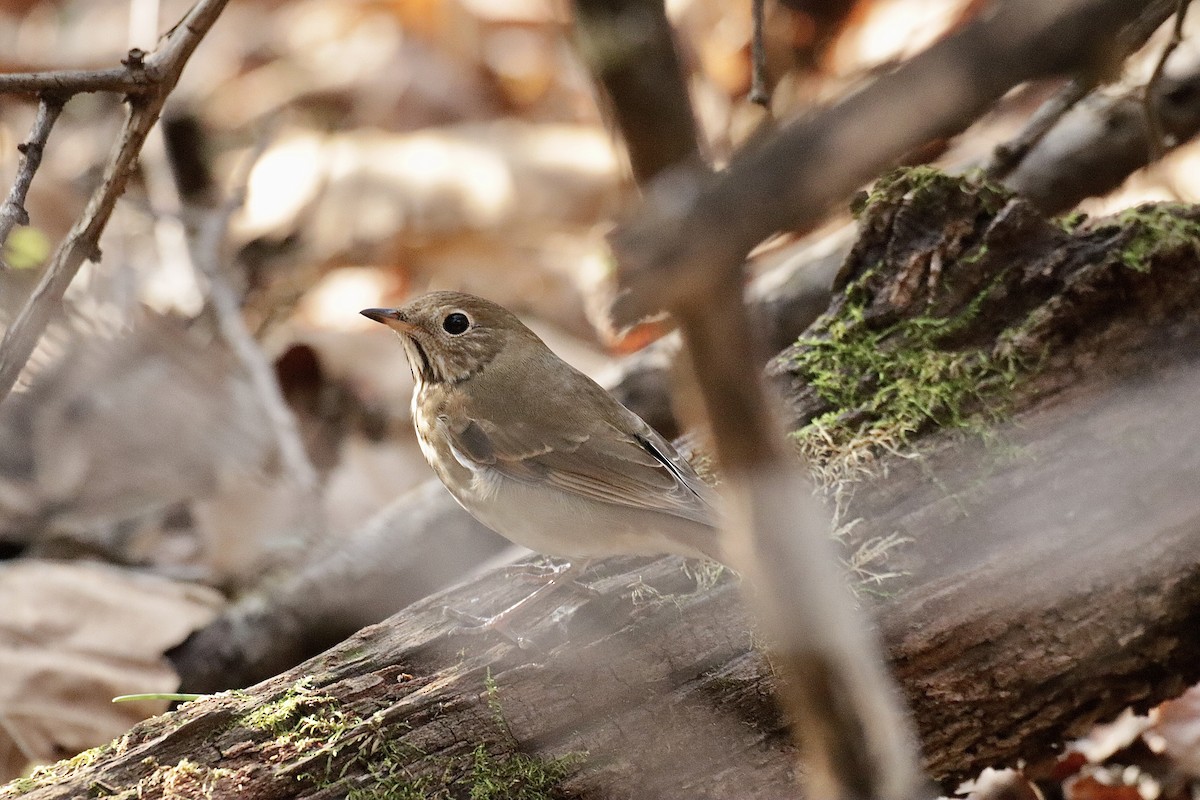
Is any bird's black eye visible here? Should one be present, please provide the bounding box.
[442,312,470,335]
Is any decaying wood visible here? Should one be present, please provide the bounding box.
[14,177,1200,800]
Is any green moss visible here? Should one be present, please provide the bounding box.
[3,677,585,799]
[0,742,112,797]
[339,741,581,800]
[484,670,507,733]
[788,272,1024,487]
[292,677,585,800]
[1056,209,1088,232]
[240,676,341,739]
[341,730,438,800]
[467,745,583,800]
[134,758,235,799]
[1115,203,1200,273]
[682,560,729,592]
[0,747,236,800]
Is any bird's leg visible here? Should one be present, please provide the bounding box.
[502,558,575,581]
[444,560,592,648]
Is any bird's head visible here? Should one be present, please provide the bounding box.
[361,291,538,386]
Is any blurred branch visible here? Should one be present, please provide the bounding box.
[750,0,770,107]
[191,128,326,541]
[1144,0,1192,161]
[132,93,325,553]
[1000,54,1200,214]
[0,94,64,255]
[572,0,703,182]
[987,1,1175,180]
[987,79,1095,180]
[0,0,231,402]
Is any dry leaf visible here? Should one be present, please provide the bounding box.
[0,560,222,781]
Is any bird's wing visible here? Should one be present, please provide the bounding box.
[437,409,717,528]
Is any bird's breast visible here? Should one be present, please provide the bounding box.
[412,393,495,501]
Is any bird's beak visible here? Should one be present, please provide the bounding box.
[361,308,419,335]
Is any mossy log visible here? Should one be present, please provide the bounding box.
[9,173,1200,800]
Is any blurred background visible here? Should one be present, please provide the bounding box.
[3,0,1200,784]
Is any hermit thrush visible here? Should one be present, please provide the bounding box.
[361,292,723,573]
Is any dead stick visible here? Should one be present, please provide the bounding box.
[674,286,923,800]
[750,0,770,107]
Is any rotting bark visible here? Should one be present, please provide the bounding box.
[13,176,1200,799]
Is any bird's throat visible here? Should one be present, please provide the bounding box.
[403,337,437,386]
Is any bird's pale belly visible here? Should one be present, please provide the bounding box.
[456,469,711,559]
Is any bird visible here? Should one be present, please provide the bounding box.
[361,291,723,631]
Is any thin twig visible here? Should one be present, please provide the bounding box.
[1144,0,1192,161]
[0,712,39,762]
[749,0,770,107]
[0,0,231,401]
[986,78,1093,180]
[0,94,65,256]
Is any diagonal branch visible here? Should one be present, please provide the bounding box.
[0,0,231,401]
[987,0,1175,180]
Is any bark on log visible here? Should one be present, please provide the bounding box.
[14,175,1200,800]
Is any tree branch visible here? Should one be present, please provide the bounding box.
[0,0,231,401]
[986,1,1175,180]
[0,95,64,256]
[1000,55,1200,214]
[0,67,155,97]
